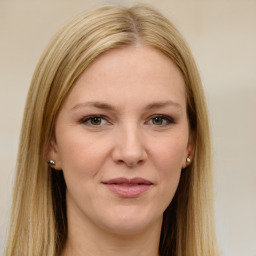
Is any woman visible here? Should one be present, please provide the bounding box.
[4,4,219,256]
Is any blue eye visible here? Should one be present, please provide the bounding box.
[148,115,174,126]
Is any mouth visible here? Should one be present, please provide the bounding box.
[102,177,153,198]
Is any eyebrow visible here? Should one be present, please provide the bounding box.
[144,101,182,110]
[71,102,116,111]
[71,100,182,111]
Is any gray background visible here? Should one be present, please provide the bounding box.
[0,1,256,255]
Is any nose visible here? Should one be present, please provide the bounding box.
[111,124,147,167]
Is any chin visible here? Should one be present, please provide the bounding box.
[98,208,162,235]
[102,221,151,235]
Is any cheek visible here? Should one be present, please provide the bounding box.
[56,133,112,208]
[56,130,110,177]
[149,134,188,194]
[151,134,188,171]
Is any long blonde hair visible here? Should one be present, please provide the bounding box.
[4,5,219,256]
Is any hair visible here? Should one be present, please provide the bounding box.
[4,4,219,256]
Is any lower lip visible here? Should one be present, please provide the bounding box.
[104,184,151,198]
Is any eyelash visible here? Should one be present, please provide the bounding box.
[79,114,175,127]
[147,115,175,126]
[79,115,110,126]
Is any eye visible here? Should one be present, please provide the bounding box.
[90,116,103,125]
[80,115,109,126]
[148,115,174,126]
[152,116,164,125]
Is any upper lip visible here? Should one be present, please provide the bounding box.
[102,177,153,185]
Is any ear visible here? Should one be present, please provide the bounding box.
[182,133,195,169]
[46,140,62,170]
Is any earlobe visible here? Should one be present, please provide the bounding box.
[182,134,195,169]
[46,140,62,170]
[187,141,195,160]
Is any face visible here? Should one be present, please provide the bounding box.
[49,46,193,235]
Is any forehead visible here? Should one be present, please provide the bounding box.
[64,45,186,110]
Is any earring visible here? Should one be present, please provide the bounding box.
[186,157,191,166]
[48,160,55,166]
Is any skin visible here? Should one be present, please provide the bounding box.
[49,45,193,256]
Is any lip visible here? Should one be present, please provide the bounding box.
[102,177,153,198]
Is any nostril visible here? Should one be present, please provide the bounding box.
[137,159,145,165]
[126,159,145,168]
[114,157,145,167]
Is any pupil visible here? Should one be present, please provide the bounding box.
[153,117,162,125]
[92,117,101,125]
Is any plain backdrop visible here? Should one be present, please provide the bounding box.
[0,1,255,255]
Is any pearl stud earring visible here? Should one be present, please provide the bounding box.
[48,160,55,166]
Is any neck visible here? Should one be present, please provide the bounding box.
[62,231,161,256]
